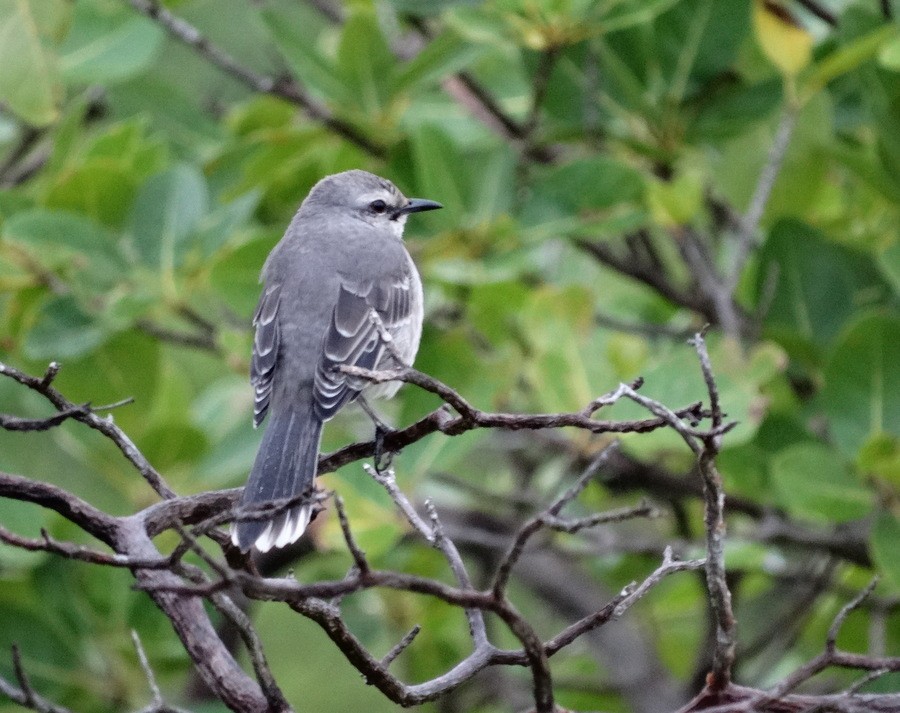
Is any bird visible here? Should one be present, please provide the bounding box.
[231,170,442,552]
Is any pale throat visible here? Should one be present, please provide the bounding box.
[390,214,408,239]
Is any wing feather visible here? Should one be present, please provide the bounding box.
[251,283,282,427]
[313,275,413,422]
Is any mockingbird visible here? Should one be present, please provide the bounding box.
[231,170,441,552]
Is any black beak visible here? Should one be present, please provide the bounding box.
[393,198,443,219]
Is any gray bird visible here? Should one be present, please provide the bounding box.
[231,170,442,552]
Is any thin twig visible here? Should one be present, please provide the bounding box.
[727,107,797,292]
[123,0,384,157]
[0,525,168,568]
[492,444,620,595]
[0,360,176,499]
[827,577,879,652]
[0,646,73,713]
[335,494,369,574]
[381,625,421,668]
[136,319,222,355]
[0,126,42,188]
[522,47,560,138]
[795,0,839,25]
[613,547,706,618]
[131,630,163,707]
[209,593,290,712]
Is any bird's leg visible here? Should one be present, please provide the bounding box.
[357,396,395,472]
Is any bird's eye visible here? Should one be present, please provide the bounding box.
[369,199,388,214]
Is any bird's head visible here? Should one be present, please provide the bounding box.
[304,170,442,238]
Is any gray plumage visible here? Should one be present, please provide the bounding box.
[232,170,441,552]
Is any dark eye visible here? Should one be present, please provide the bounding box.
[369,199,387,214]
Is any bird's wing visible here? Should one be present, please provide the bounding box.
[251,283,282,427]
[313,273,413,421]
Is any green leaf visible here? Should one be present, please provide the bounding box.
[770,444,872,523]
[821,312,900,458]
[259,3,353,106]
[872,512,900,591]
[4,208,117,255]
[528,157,645,218]
[857,433,900,488]
[608,337,785,452]
[879,32,900,71]
[3,208,126,287]
[0,0,59,125]
[59,7,164,85]
[802,24,898,98]
[194,191,260,258]
[878,241,900,295]
[46,160,138,227]
[756,220,892,358]
[601,0,686,34]
[646,172,703,226]
[23,296,109,360]
[336,9,396,115]
[84,117,168,179]
[138,423,209,472]
[209,236,272,316]
[717,443,768,501]
[129,164,209,269]
[687,78,781,141]
[393,31,482,93]
[52,330,160,436]
[410,124,469,225]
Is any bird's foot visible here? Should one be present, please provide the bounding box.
[373,423,395,473]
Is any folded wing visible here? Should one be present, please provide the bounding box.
[313,274,413,422]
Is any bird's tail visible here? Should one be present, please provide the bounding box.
[231,405,322,552]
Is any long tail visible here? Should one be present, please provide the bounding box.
[231,406,323,552]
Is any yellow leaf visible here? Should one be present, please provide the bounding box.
[752,0,813,77]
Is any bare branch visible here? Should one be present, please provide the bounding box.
[337,363,707,438]
[0,525,166,568]
[367,465,488,646]
[209,593,290,712]
[0,351,737,713]
[689,332,736,689]
[0,404,88,431]
[574,236,723,324]
[0,471,120,545]
[0,125,43,188]
[675,228,744,339]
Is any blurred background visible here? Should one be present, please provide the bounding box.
[0,0,898,711]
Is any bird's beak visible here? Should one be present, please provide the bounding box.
[393,198,443,219]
